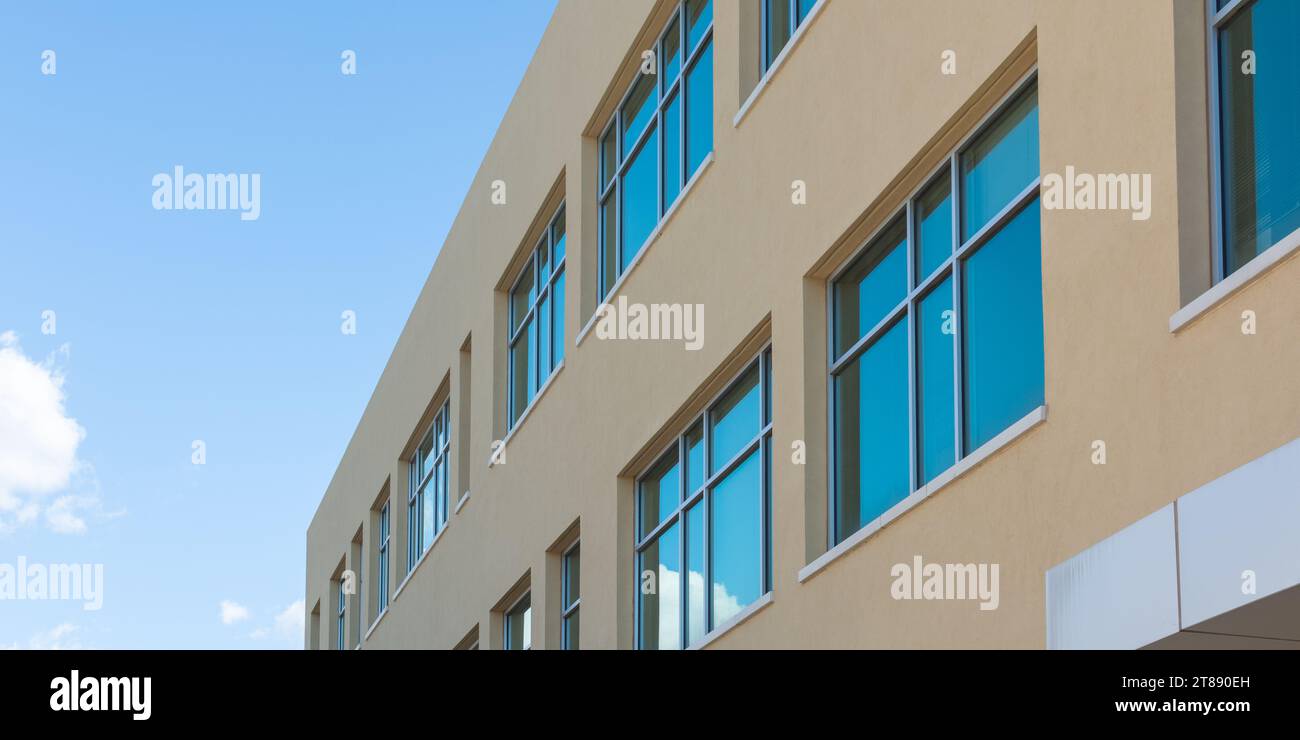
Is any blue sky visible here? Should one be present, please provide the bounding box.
[0,0,556,649]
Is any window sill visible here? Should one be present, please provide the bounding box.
[1169,226,1300,333]
[489,361,565,468]
[454,491,470,514]
[391,524,447,601]
[362,606,389,644]
[733,0,828,128]
[798,404,1048,584]
[689,591,774,650]
[575,152,716,349]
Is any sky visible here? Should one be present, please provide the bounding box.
[0,0,557,649]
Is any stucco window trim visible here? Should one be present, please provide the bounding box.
[734,0,828,128]
[391,523,447,602]
[577,152,716,348]
[1169,226,1300,333]
[689,591,774,649]
[488,360,566,468]
[454,490,470,514]
[799,404,1047,584]
[362,603,388,644]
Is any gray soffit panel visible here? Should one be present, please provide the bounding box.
[1045,505,1180,650]
[1178,437,1300,633]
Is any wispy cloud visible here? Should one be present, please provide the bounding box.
[219,600,250,625]
[1,623,82,650]
[274,600,304,640]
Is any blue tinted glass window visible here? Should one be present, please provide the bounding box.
[599,129,615,190]
[509,324,532,424]
[710,450,761,628]
[834,319,909,544]
[552,270,565,365]
[766,0,792,69]
[961,87,1039,241]
[685,422,703,493]
[685,501,705,645]
[552,208,565,265]
[638,522,680,650]
[709,363,760,473]
[686,40,713,177]
[963,199,1043,453]
[621,74,656,157]
[537,292,551,385]
[797,0,817,24]
[622,130,658,270]
[662,15,681,87]
[833,218,906,357]
[600,2,712,302]
[600,197,616,296]
[637,347,770,649]
[917,277,955,484]
[915,172,952,283]
[687,0,711,52]
[640,450,680,539]
[663,91,682,213]
[1218,0,1300,275]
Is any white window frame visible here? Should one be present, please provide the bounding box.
[597,0,714,302]
[408,399,450,570]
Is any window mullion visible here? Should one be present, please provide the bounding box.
[678,432,688,648]
[906,199,918,493]
[950,153,964,460]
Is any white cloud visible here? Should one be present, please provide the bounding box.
[0,332,90,534]
[0,623,83,650]
[219,600,250,625]
[249,628,270,640]
[274,600,304,639]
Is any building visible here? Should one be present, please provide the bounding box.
[304,0,1300,650]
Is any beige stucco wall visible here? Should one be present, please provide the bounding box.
[305,0,1300,649]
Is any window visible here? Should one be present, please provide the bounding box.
[598,0,713,301]
[504,593,532,650]
[1210,0,1300,280]
[376,500,390,615]
[408,400,450,570]
[762,0,818,72]
[829,78,1042,546]
[509,204,566,427]
[636,347,773,649]
[561,543,581,650]
[335,577,347,650]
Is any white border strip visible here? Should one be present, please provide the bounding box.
[689,591,775,649]
[733,0,828,128]
[362,605,388,643]
[1170,226,1300,333]
[576,152,716,348]
[391,523,446,601]
[488,361,565,467]
[799,404,1048,584]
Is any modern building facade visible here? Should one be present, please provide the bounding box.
[304,0,1300,650]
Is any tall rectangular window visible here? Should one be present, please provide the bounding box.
[509,204,566,427]
[335,578,347,651]
[636,347,772,649]
[763,0,818,72]
[598,0,713,301]
[408,400,450,570]
[504,592,532,650]
[830,78,1042,546]
[376,500,390,615]
[1211,0,1300,279]
[561,543,580,650]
